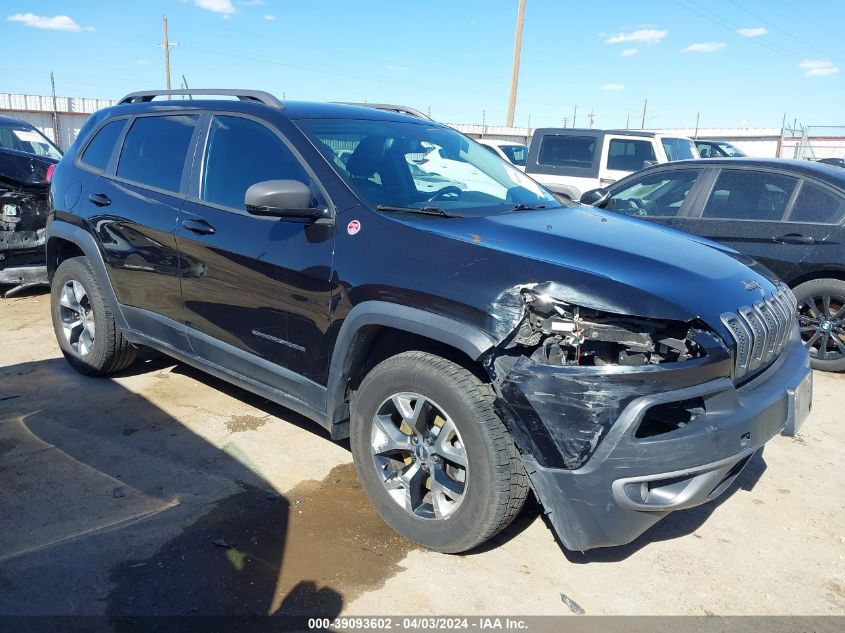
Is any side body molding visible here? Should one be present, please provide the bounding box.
[325,301,498,431]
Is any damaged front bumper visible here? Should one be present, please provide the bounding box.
[498,330,812,551]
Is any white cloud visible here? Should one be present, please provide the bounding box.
[799,59,840,77]
[387,64,412,72]
[621,48,638,57]
[7,13,87,32]
[194,0,235,15]
[136,59,150,65]
[737,26,766,37]
[600,83,624,90]
[238,0,264,5]
[604,29,667,45]
[263,14,276,21]
[682,42,726,53]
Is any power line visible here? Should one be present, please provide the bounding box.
[725,0,837,60]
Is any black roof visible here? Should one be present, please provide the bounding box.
[653,157,845,189]
[0,114,35,126]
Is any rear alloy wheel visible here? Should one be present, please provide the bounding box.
[51,257,137,376]
[350,351,528,553]
[793,278,845,372]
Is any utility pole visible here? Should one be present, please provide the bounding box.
[588,109,595,128]
[640,98,648,129]
[562,117,568,128]
[694,112,700,139]
[506,0,527,127]
[161,16,179,97]
[572,105,577,128]
[49,71,60,147]
[625,114,630,130]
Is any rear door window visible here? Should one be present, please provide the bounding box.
[201,115,310,211]
[789,181,845,224]
[606,139,656,171]
[117,115,199,193]
[702,169,799,220]
[537,136,596,168]
[80,120,126,171]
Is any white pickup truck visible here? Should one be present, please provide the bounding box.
[525,128,699,200]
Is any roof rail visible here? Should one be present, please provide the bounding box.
[118,89,283,109]
[338,102,432,120]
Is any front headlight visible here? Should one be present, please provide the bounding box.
[512,287,710,367]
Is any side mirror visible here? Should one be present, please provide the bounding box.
[642,160,658,169]
[580,188,610,208]
[245,180,330,222]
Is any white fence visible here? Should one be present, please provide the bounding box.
[0,93,116,150]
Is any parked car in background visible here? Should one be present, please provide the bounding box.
[818,157,845,168]
[0,114,62,296]
[581,158,845,371]
[525,128,698,200]
[47,89,810,554]
[696,139,747,158]
[476,139,528,170]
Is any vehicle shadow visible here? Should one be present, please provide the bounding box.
[0,356,344,619]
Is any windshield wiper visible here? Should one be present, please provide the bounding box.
[376,204,452,218]
[511,203,548,211]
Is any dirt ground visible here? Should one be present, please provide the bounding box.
[1,290,843,617]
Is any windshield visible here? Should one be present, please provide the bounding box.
[661,137,698,161]
[0,122,62,159]
[295,118,558,215]
[716,142,746,157]
[499,144,528,166]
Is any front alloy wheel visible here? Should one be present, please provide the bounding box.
[371,392,468,520]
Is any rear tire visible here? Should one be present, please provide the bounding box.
[51,256,137,376]
[350,351,528,553]
[793,278,845,372]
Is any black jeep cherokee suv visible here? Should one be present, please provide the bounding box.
[47,89,812,553]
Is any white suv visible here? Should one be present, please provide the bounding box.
[476,139,528,171]
[525,129,699,200]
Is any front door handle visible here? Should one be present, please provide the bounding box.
[181,218,216,235]
[88,193,111,207]
[775,233,815,245]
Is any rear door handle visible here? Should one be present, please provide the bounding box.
[88,193,111,207]
[181,218,216,235]
[775,234,815,245]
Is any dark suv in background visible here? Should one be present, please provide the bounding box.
[47,89,812,553]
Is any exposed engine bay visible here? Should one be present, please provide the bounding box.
[508,285,706,367]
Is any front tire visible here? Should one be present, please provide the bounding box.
[51,256,137,376]
[793,278,845,372]
[350,351,528,553]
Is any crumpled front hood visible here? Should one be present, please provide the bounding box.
[394,205,778,335]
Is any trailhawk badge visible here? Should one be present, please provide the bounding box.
[347,219,361,235]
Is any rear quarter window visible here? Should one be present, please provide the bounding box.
[80,120,126,171]
[789,182,845,224]
[116,115,199,193]
[537,136,596,168]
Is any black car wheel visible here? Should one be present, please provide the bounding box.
[793,278,845,372]
[350,351,529,553]
[51,257,137,376]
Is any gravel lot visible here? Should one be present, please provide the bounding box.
[1,290,843,617]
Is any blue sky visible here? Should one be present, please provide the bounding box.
[3,0,844,129]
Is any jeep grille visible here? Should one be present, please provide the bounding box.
[720,284,797,381]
